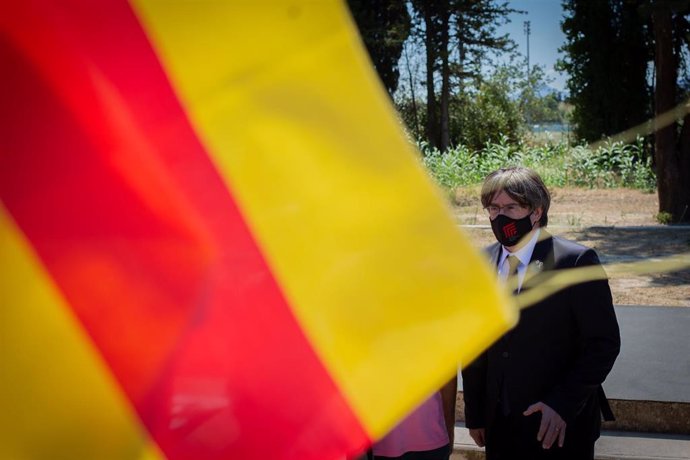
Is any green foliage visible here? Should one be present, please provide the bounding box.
[656,211,673,225]
[421,136,518,188]
[396,62,568,151]
[450,79,524,150]
[519,66,570,127]
[421,137,656,191]
[564,139,656,190]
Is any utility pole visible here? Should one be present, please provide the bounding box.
[523,20,531,78]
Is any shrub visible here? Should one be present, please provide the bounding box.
[656,211,673,225]
[420,137,656,192]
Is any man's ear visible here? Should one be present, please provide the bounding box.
[531,207,543,225]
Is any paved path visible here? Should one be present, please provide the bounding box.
[452,424,690,459]
[458,305,690,403]
[605,306,690,403]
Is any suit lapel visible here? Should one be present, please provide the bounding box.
[489,243,502,267]
[529,230,555,270]
[520,230,555,296]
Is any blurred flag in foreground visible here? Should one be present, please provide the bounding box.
[0,1,516,459]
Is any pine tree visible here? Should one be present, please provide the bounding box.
[346,0,411,96]
[411,0,516,150]
[558,0,652,142]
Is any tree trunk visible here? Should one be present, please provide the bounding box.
[456,39,466,141]
[439,5,450,152]
[652,7,689,222]
[403,46,420,136]
[423,5,440,149]
[677,112,690,222]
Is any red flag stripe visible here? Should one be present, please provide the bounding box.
[0,1,368,459]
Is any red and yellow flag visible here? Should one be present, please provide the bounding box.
[0,1,515,459]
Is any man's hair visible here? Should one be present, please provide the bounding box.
[481,166,551,227]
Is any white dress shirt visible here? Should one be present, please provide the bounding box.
[498,229,541,292]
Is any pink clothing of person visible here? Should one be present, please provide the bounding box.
[372,392,449,458]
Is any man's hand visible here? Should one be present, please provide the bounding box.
[468,428,485,447]
[523,402,566,449]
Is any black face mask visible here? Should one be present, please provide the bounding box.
[490,213,535,247]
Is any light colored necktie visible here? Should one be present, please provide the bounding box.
[506,255,521,292]
[507,255,520,276]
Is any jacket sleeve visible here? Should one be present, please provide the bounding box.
[542,248,621,423]
[461,243,499,428]
[461,350,488,428]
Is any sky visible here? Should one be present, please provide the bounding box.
[499,0,568,93]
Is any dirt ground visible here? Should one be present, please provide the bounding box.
[452,188,690,307]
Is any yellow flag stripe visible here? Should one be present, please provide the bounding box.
[516,253,690,311]
[132,0,515,437]
[0,206,165,460]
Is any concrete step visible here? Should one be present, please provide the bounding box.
[452,424,690,460]
[604,399,690,434]
[455,393,690,435]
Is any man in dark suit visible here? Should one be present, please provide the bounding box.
[462,167,620,459]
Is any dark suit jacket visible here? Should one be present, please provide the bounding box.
[462,231,621,446]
